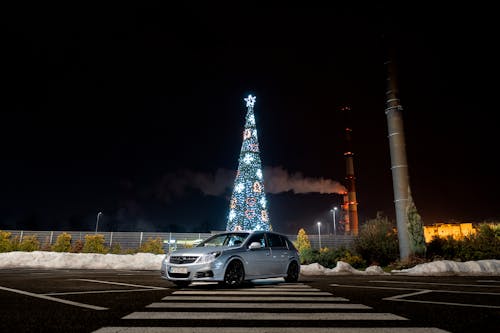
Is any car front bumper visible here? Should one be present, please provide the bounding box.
[160,259,227,282]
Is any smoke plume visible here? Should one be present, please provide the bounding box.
[157,166,346,202]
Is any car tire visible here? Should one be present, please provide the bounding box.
[222,260,245,287]
[284,261,299,282]
[173,281,190,288]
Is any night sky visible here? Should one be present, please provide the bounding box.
[1,4,497,234]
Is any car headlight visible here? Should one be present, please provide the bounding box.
[196,251,221,264]
[163,253,171,263]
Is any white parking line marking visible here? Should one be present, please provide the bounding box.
[162,296,349,301]
[173,290,332,295]
[44,288,167,296]
[147,302,371,309]
[385,290,433,300]
[383,297,500,309]
[123,311,408,320]
[0,285,108,310]
[185,288,321,292]
[370,280,500,288]
[70,279,166,290]
[93,327,450,333]
[331,284,500,296]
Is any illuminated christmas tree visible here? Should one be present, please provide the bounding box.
[226,94,272,231]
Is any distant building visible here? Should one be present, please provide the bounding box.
[423,223,476,243]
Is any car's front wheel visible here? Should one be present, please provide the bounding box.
[284,261,299,282]
[222,260,245,287]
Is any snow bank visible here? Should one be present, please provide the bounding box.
[391,259,500,276]
[0,252,498,276]
[0,251,165,270]
[300,261,389,276]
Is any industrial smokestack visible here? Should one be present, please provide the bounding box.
[341,106,359,236]
[384,53,412,260]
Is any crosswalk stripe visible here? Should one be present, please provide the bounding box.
[94,327,450,333]
[122,311,408,320]
[161,296,349,301]
[173,290,332,295]
[146,302,371,309]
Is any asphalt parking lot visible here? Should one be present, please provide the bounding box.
[0,269,498,332]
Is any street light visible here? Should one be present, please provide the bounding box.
[95,212,102,234]
[317,221,322,250]
[330,207,338,236]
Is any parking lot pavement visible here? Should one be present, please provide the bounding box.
[0,270,498,333]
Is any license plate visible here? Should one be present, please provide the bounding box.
[170,266,188,274]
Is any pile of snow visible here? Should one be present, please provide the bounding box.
[0,252,498,276]
[391,259,500,276]
[300,261,389,275]
[0,251,165,270]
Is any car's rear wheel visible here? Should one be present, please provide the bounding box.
[222,260,245,287]
[284,261,299,282]
[173,281,190,288]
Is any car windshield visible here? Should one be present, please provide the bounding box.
[196,233,249,247]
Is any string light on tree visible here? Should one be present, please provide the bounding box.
[226,94,272,231]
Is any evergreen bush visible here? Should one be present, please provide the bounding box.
[52,233,72,252]
[82,234,108,254]
[139,237,165,254]
[353,212,399,266]
[0,231,14,252]
[17,235,41,252]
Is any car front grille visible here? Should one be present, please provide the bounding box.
[169,256,198,264]
[169,272,190,278]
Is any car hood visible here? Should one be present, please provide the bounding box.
[169,245,239,256]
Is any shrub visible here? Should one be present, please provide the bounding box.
[295,228,311,253]
[339,252,367,269]
[353,212,399,266]
[299,248,317,265]
[139,237,165,254]
[71,239,84,253]
[110,243,122,254]
[52,233,72,252]
[17,235,41,252]
[82,234,108,254]
[0,231,14,252]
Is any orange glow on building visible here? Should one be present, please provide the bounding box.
[423,223,476,243]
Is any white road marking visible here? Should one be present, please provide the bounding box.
[44,288,167,296]
[146,302,371,309]
[384,290,433,300]
[331,283,500,295]
[184,288,321,292]
[94,327,450,333]
[383,296,500,309]
[173,290,332,295]
[123,311,408,320]
[0,285,108,310]
[162,296,349,301]
[370,280,500,288]
[70,279,166,290]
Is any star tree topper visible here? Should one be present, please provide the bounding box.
[244,94,256,107]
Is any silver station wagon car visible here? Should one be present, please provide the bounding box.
[161,230,300,287]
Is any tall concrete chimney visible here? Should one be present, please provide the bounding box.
[385,55,411,260]
[341,106,359,236]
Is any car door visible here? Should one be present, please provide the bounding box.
[265,232,288,274]
[244,232,272,277]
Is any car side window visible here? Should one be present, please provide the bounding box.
[266,233,286,249]
[247,234,266,248]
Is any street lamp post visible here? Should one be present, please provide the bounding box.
[317,221,322,250]
[95,212,102,234]
[330,207,338,236]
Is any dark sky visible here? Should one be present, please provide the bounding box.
[1,4,497,234]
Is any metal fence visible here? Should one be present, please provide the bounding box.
[3,230,356,251]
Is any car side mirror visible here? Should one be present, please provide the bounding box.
[249,242,262,250]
